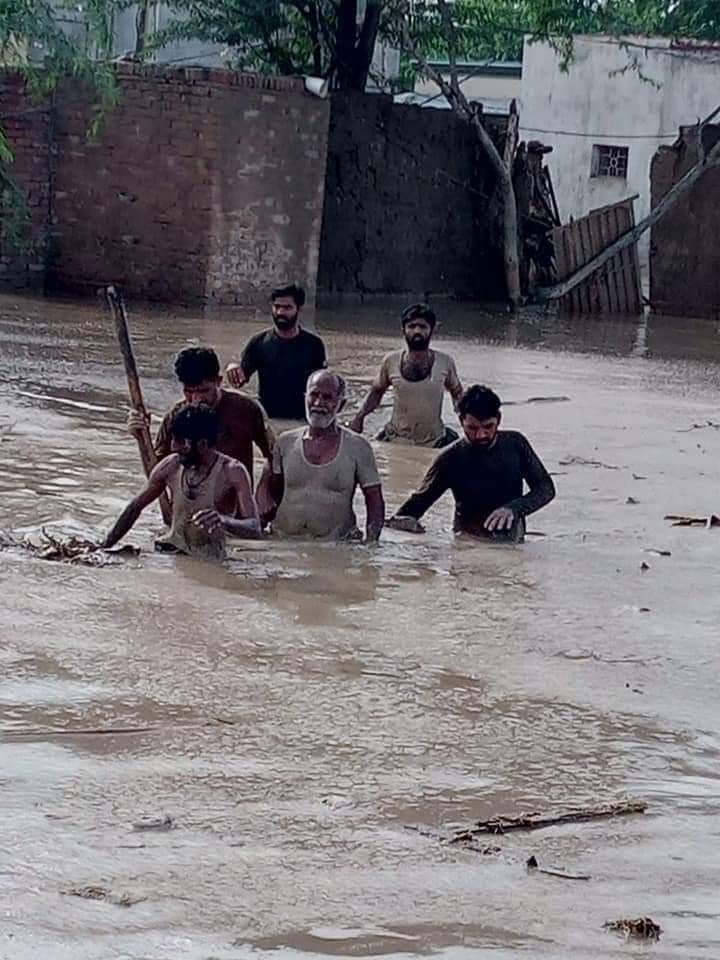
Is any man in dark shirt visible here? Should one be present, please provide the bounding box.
[388,385,555,541]
[128,347,273,485]
[226,283,327,420]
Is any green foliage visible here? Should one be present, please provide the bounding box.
[0,0,118,253]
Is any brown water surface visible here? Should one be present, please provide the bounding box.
[1,295,719,959]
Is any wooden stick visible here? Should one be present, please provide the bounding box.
[105,286,171,526]
[449,800,647,840]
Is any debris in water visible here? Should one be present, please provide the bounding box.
[604,917,661,940]
[645,549,671,557]
[526,855,590,880]
[677,420,720,432]
[0,528,140,566]
[559,456,619,470]
[449,800,647,839]
[665,514,720,529]
[505,396,571,405]
[62,885,144,907]
[132,814,174,832]
[626,496,639,505]
[640,561,650,571]
[632,473,647,480]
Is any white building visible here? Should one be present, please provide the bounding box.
[520,35,720,262]
[409,59,522,114]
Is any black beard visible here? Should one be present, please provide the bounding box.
[274,316,297,331]
[179,448,201,467]
[406,335,430,350]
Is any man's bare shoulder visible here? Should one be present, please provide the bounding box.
[153,452,181,477]
[219,452,252,482]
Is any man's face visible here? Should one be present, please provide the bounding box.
[306,376,343,429]
[403,318,433,351]
[172,435,208,467]
[182,378,221,408]
[462,413,500,447]
[271,296,300,331]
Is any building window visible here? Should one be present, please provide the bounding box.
[591,144,629,179]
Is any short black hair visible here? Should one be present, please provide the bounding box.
[401,302,436,329]
[458,385,501,421]
[174,347,220,387]
[271,283,306,307]
[170,403,219,447]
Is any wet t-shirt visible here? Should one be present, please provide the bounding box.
[376,349,461,445]
[272,426,381,539]
[396,431,555,536]
[240,328,327,420]
[154,389,272,483]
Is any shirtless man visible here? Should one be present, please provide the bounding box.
[261,370,384,542]
[350,303,463,447]
[105,404,261,559]
[128,346,273,485]
[388,385,555,542]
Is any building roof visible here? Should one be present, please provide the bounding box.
[414,59,522,77]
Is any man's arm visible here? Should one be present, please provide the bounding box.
[226,336,258,388]
[390,453,451,529]
[192,462,262,539]
[102,458,173,548]
[255,441,284,523]
[445,359,464,411]
[363,485,385,542]
[506,436,556,517]
[349,359,390,434]
[251,401,275,462]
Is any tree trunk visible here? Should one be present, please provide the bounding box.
[334,0,382,91]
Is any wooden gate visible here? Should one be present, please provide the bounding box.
[552,197,642,315]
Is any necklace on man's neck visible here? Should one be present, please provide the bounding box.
[182,453,218,500]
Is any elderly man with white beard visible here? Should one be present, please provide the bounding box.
[260,369,385,542]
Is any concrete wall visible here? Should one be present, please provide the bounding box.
[48,64,329,305]
[520,36,720,264]
[318,91,505,300]
[650,124,720,318]
[0,76,51,291]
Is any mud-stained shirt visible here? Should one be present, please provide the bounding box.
[272,426,381,540]
[154,389,272,484]
[396,431,555,535]
[375,350,461,445]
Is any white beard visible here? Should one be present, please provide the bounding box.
[306,407,336,430]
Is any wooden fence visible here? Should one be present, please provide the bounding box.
[552,197,642,315]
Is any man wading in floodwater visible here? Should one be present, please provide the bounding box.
[350,303,463,447]
[104,405,261,559]
[260,370,385,542]
[128,346,273,486]
[225,283,327,421]
[388,385,555,542]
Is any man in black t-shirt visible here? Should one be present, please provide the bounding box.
[388,385,555,541]
[226,283,327,420]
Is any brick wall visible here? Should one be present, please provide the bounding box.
[318,92,505,300]
[650,124,720,318]
[48,64,330,305]
[0,75,51,291]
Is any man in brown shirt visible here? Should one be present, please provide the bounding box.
[128,347,273,485]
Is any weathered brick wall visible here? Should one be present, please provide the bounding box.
[49,64,330,305]
[650,124,720,318]
[0,75,51,291]
[318,92,505,300]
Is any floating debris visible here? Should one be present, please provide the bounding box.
[132,814,174,832]
[0,528,140,566]
[62,885,144,907]
[449,800,647,840]
[526,855,590,880]
[604,917,661,940]
[665,514,720,529]
[559,456,619,470]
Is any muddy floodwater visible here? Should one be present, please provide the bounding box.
[1,294,720,960]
